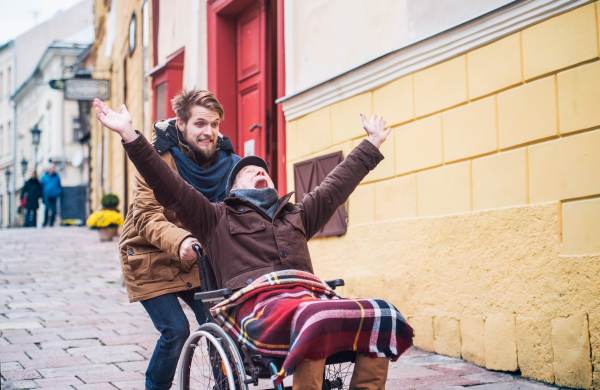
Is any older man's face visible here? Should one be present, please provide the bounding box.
[232,165,274,191]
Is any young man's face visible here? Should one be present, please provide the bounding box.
[177,105,221,159]
[231,165,274,191]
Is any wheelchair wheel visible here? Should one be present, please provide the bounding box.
[323,362,354,390]
[177,322,248,390]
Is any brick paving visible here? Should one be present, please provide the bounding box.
[0,227,560,390]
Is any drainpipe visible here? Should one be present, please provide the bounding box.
[9,40,16,227]
[57,48,67,173]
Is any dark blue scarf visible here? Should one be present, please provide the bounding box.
[170,146,241,202]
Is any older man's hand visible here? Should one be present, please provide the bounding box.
[360,113,392,149]
[179,237,202,261]
[93,98,138,143]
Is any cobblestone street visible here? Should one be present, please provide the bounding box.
[1,227,561,390]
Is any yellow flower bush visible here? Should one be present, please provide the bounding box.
[86,210,124,229]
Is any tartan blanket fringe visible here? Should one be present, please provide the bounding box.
[210,270,414,386]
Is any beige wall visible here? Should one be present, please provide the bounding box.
[91,0,150,213]
[157,0,208,89]
[285,0,513,94]
[287,2,600,388]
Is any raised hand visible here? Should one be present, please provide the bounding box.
[360,113,392,149]
[93,98,137,142]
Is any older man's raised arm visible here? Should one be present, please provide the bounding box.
[299,114,390,239]
[93,99,222,245]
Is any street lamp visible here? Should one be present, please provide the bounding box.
[31,124,41,171]
[5,168,11,227]
[31,124,41,146]
[21,158,28,177]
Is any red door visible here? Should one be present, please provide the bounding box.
[236,2,271,168]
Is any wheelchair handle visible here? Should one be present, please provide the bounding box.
[192,244,209,292]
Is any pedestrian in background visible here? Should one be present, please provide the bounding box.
[20,171,43,227]
[40,164,62,227]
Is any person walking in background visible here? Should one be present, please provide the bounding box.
[21,171,43,228]
[40,164,62,227]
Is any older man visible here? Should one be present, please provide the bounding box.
[113,89,240,390]
[94,98,413,390]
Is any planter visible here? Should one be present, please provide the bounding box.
[98,227,118,242]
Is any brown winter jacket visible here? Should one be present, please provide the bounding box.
[123,133,383,291]
[119,150,199,303]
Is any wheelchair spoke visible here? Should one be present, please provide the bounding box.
[323,362,354,390]
[179,325,248,390]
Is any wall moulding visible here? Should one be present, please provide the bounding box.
[277,0,593,121]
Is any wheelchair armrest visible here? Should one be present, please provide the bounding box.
[194,288,232,302]
[325,279,344,290]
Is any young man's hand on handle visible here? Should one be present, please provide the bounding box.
[179,237,202,261]
[361,113,392,149]
[93,98,138,143]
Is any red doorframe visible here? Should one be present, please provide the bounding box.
[148,47,184,123]
[276,0,286,194]
[207,0,286,193]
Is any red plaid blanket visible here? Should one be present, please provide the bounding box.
[210,270,413,386]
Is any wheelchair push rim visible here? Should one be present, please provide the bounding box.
[177,323,247,390]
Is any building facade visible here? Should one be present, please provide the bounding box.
[91,0,600,387]
[12,39,94,226]
[0,0,94,227]
[0,43,15,228]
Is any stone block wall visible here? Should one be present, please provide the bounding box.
[286,3,600,388]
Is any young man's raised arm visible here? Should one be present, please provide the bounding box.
[299,114,391,239]
[93,99,221,245]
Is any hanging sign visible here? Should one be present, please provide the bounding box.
[64,79,111,101]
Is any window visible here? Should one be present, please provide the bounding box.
[7,67,10,95]
[293,151,347,238]
[72,118,82,142]
[0,71,3,100]
[149,47,184,123]
[129,12,137,57]
[154,82,166,121]
[0,125,3,157]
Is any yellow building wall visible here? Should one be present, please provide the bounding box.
[286,3,600,388]
[90,0,152,214]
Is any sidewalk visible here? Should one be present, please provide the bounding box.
[0,227,561,390]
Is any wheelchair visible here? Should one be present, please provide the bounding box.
[176,245,356,390]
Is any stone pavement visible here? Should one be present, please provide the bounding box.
[0,227,562,390]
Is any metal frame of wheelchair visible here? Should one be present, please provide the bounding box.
[176,245,356,390]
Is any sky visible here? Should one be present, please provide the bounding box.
[0,0,85,46]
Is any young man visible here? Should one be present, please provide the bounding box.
[95,97,413,390]
[117,88,240,390]
[40,164,62,227]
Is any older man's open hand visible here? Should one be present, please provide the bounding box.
[94,98,138,143]
[360,113,392,149]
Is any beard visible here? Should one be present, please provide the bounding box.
[182,126,218,160]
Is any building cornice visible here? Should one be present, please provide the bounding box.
[277,0,593,121]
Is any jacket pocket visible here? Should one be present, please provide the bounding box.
[227,210,266,235]
[281,209,306,236]
[127,247,175,286]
